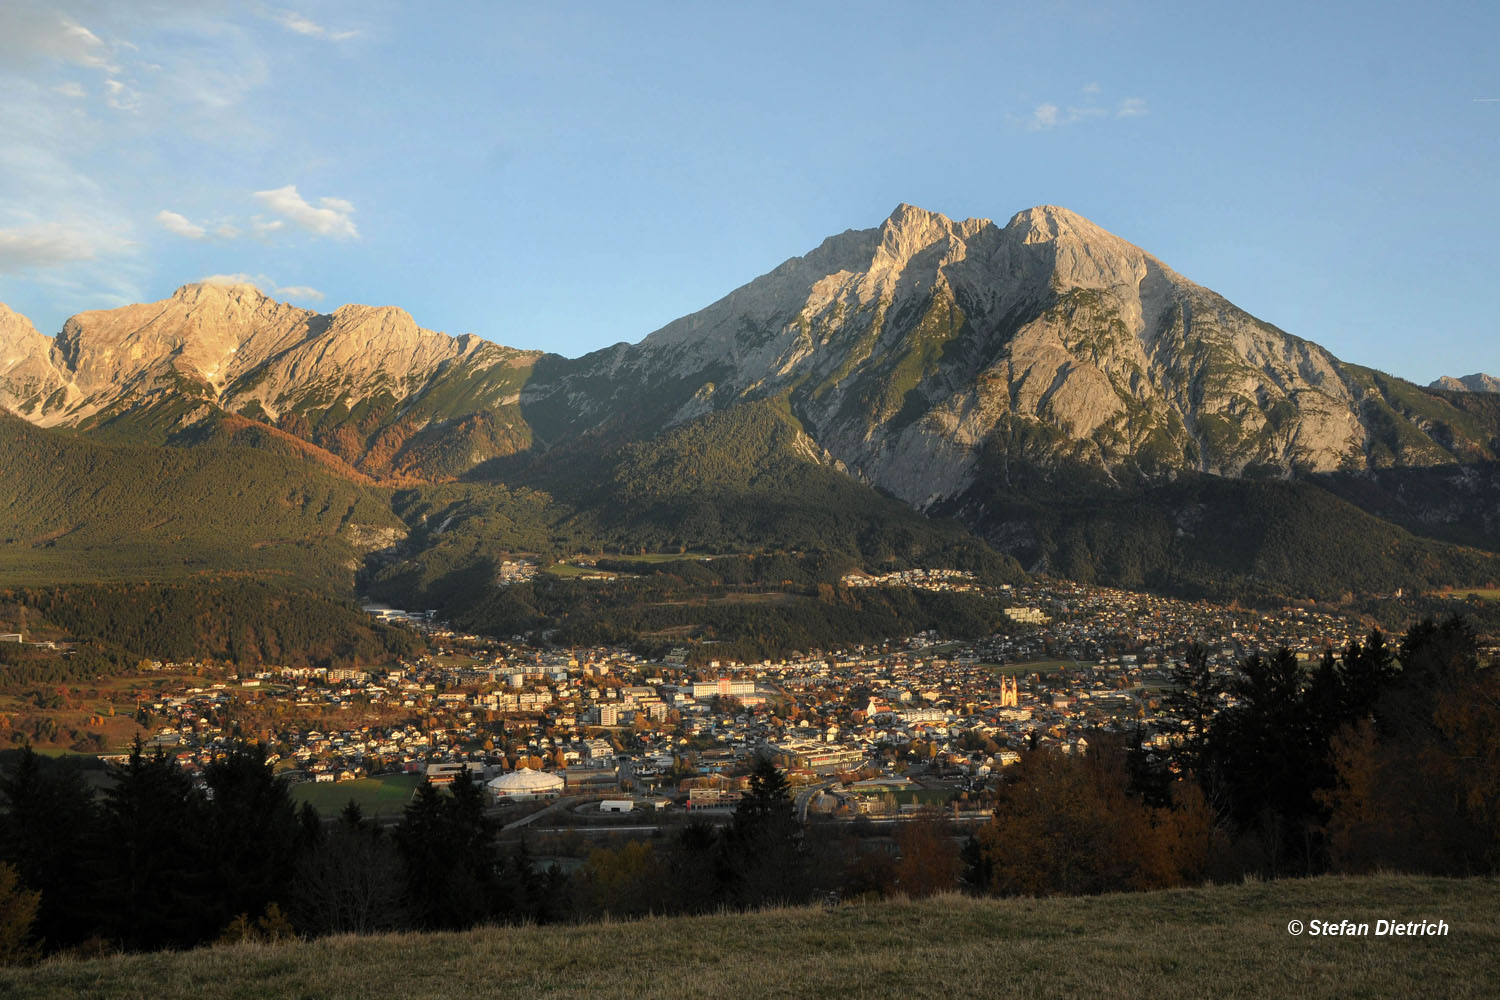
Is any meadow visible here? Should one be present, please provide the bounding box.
[4,875,1495,999]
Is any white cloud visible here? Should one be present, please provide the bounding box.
[1029,102,1104,130]
[1031,103,1060,129]
[53,80,86,98]
[201,272,263,287]
[156,209,207,239]
[159,211,246,241]
[0,9,118,72]
[253,184,358,239]
[277,11,325,36]
[252,218,285,237]
[103,77,141,111]
[273,10,358,42]
[274,284,324,302]
[0,223,102,271]
[1026,87,1147,129]
[200,272,324,303]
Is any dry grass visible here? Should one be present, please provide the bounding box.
[4,875,1498,999]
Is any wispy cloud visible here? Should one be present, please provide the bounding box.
[253,185,358,239]
[201,272,262,286]
[1029,102,1106,130]
[272,10,358,42]
[0,8,118,72]
[1026,85,1149,130]
[104,77,141,111]
[156,209,207,239]
[200,272,325,303]
[274,284,324,302]
[0,222,108,272]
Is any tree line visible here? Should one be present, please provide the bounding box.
[0,749,848,960]
[967,614,1500,893]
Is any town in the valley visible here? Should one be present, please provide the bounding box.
[13,572,1386,840]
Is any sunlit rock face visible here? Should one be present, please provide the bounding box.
[521,203,1430,508]
[0,282,540,478]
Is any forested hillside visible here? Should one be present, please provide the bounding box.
[0,583,421,670]
[963,474,1500,599]
[0,415,401,589]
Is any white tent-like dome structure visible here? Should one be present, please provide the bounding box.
[487,767,565,800]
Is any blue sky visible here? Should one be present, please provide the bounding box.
[0,1,1495,382]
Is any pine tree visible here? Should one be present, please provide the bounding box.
[721,756,808,907]
[0,747,98,950]
[201,743,303,935]
[392,771,497,929]
[96,739,210,950]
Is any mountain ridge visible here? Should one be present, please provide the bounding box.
[3,204,1491,493]
[3,204,1499,604]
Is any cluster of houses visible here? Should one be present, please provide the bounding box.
[839,568,979,592]
[114,577,1367,813]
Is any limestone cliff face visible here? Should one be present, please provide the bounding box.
[523,204,1438,509]
[0,282,540,477]
[0,302,70,418]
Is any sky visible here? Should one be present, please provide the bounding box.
[0,1,1495,382]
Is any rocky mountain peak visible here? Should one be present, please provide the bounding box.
[0,302,69,419]
[1006,204,1100,242]
[0,302,43,354]
[172,280,270,303]
[877,203,991,261]
[1430,373,1500,393]
[327,302,421,337]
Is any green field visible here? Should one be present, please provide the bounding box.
[613,551,717,563]
[542,563,621,579]
[4,875,1496,999]
[1444,588,1500,601]
[982,658,1075,675]
[288,773,423,817]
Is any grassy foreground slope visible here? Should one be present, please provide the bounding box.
[6,876,1498,1000]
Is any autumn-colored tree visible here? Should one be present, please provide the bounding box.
[894,810,961,897]
[1321,617,1500,875]
[574,841,672,918]
[974,737,1213,896]
[0,862,40,966]
[841,840,899,900]
[1319,720,1409,873]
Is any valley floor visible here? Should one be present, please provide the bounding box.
[4,875,1497,999]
